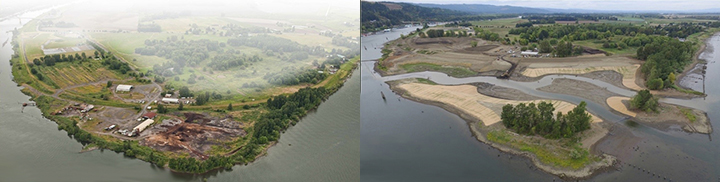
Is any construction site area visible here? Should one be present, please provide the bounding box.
[378,32,626,81]
[55,103,247,158]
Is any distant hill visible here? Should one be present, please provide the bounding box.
[361,1,468,32]
[415,3,553,14]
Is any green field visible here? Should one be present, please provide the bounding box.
[487,129,599,170]
[44,38,85,49]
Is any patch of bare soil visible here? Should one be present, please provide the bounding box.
[141,113,246,159]
[633,103,712,134]
[473,82,540,101]
[459,44,499,53]
[537,78,620,107]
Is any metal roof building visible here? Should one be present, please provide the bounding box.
[142,112,157,119]
[161,98,179,104]
[116,84,133,92]
[134,119,154,133]
[521,51,539,56]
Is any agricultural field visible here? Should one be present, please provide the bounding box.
[37,61,124,89]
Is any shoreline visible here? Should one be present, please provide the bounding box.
[676,31,717,91]
[387,80,616,179]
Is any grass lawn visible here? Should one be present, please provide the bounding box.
[487,129,598,170]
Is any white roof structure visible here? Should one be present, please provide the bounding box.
[116,84,133,92]
[521,51,539,56]
[161,98,179,103]
[134,119,154,133]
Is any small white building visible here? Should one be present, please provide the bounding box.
[521,51,539,57]
[116,84,133,92]
[133,119,154,133]
[161,98,179,104]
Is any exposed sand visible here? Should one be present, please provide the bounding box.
[396,83,603,126]
[606,97,636,117]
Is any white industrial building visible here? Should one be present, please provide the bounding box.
[116,84,133,92]
[521,51,539,57]
[161,98,179,104]
[133,119,154,133]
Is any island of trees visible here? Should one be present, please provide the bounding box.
[501,101,592,139]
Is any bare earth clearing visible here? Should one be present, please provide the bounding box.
[380,37,516,76]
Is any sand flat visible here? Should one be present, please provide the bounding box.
[606,96,636,117]
[398,83,602,126]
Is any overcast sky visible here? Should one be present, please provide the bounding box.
[376,0,720,11]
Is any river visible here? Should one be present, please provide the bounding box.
[0,8,359,182]
[361,26,720,181]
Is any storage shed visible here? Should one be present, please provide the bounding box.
[133,119,154,133]
[116,84,133,92]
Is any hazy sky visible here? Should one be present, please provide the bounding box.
[376,0,720,11]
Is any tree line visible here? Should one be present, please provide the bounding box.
[264,68,327,86]
[636,36,694,90]
[501,101,592,139]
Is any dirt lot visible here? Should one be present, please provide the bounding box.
[538,78,621,107]
[474,82,540,101]
[140,113,246,159]
[113,84,161,103]
[90,106,139,129]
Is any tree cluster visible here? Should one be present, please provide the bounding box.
[135,38,216,67]
[257,87,329,144]
[501,101,592,139]
[630,90,659,112]
[227,35,324,57]
[264,68,327,86]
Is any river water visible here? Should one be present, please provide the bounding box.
[361,27,720,181]
[0,8,359,182]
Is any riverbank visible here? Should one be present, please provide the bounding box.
[387,79,616,179]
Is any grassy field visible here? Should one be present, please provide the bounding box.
[487,129,598,170]
[38,61,124,88]
[44,37,85,49]
[400,62,477,78]
[470,18,526,36]
[322,56,359,89]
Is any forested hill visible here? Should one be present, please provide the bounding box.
[361,1,468,32]
[416,3,552,14]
